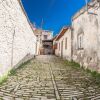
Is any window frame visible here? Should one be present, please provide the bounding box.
[65,37,67,50]
[44,35,48,40]
[77,33,84,50]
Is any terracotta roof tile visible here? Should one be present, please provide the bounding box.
[55,27,69,41]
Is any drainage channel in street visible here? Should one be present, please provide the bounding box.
[49,64,61,100]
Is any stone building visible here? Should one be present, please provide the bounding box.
[0,0,37,80]
[42,40,53,55]
[54,27,72,61]
[40,30,53,55]
[33,28,53,43]
[72,0,100,71]
[33,28,53,55]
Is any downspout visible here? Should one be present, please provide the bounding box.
[71,18,73,61]
[11,28,15,68]
[85,0,88,13]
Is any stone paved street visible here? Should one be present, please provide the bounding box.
[0,55,100,100]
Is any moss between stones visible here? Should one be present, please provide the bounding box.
[65,60,80,68]
[0,58,32,85]
[65,60,100,85]
[9,68,17,76]
[9,59,32,76]
[86,69,100,84]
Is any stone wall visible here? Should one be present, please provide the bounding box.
[72,1,100,72]
[0,0,36,78]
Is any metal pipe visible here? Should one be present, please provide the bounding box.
[85,0,88,12]
[11,28,15,68]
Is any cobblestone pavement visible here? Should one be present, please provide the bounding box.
[0,55,100,100]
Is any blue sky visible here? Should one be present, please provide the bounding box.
[21,0,90,36]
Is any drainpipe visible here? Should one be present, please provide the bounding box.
[85,0,88,10]
[71,18,73,61]
[85,0,88,13]
[11,28,15,68]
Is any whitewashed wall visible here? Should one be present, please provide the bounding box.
[0,0,36,78]
[42,31,53,40]
[36,41,40,55]
[55,42,59,56]
[55,28,72,61]
[72,1,100,71]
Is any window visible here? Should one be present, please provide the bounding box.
[78,34,84,49]
[36,35,39,41]
[44,35,47,40]
[36,35,38,37]
[65,38,67,49]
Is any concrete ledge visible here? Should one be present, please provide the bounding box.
[14,53,35,69]
[0,54,35,84]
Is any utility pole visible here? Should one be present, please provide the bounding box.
[85,0,98,15]
[85,0,88,12]
[40,18,44,44]
[41,18,44,29]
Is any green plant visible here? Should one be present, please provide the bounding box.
[86,68,91,73]
[86,68,100,85]
[9,69,17,76]
[0,75,8,85]
[17,59,31,70]
[91,71,97,77]
[0,59,32,85]
[9,59,32,76]
[65,60,80,68]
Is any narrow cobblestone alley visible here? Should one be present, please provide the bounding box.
[0,55,100,100]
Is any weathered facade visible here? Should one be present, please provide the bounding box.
[42,40,53,55]
[34,28,53,43]
[54,27,72,61]
[72,0,100,71]
[0,0,36,79]
[33,28,53,55]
